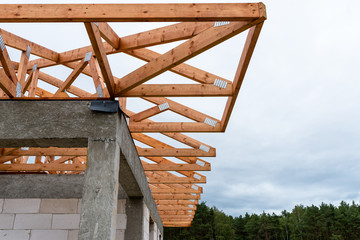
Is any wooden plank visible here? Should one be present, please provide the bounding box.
[2,147,87,156]
[0,28,59,61]
[28,69,39,97]
[143,97,221,123]
[97,22,120,49]
[129,122,222,132]
[138,148,215,157]
[163,222,191,227]
[120,22,213,50]
[130,105,164,122]
[28,22,213,69]
[221,22,264,130]
[162,132,213,150]
[18,47,31,91]
[115,21,254,94]
[155,200,198,205]
[0,69,16,97]
[84,22,115,97]
[127,48,231,84]
[150,187,202,194]
[157,205,196,211]
[0,3,265,22]
[143,163,210,172]
[38,70,92,98]
[153,194,200,200]
[0,163,85,172]
[54,55,91,95]
[147,176,206,184]
[121,83,233,97]
[0,35,19,85]
[159,210,195,215]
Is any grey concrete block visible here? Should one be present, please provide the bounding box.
[30,230,68,240]
[3,199,40,213]
[52,214,80,230]
[40,199,78,214]
[0,230,30,240]
[0,214,15,229]
[13,214,52,230]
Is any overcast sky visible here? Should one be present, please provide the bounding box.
[1,0,360,217]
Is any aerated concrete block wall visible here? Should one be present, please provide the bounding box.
[0,198,127,240]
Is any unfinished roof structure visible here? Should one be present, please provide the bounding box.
[0,3,266,228]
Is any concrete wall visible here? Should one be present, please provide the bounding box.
[0,101,164,239]
[0,198,127,240]
[0,198,162,240]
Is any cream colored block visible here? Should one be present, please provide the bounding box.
[52,214,80,230]
[0,230,30,240]
[13,214,52,230]
[116,214,127,230]
[0,214,15,229]
[40,199,78,214]
[30,230,68,240]
[3,199,40,214]
[67,230,79,240]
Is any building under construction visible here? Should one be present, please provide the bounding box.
[0,3,266,240]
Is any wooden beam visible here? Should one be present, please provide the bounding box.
[0,3,265,22]
[148,176,205,184]
[84,22,115,97]
[153,194,200,200]
[127,48,231,84]
[0,28,59,61]
[221,23,264,130]
[28,22,213,69]
[22,65,37,94]
[2,147,87,156]
[163,222,191,227]
[18,46,31,91]
[138,148,215,157]
[54,53,91,95]
[0,34,18,85]
[143,163,210,172]
[0,163,85,172]
[97,22,120,49]
[157,205,196,211]
[0,69,16,97]
[150,187,202,194]
[121,83,232,97]
[130,105,166,122]
[28,68,39,97]
[120,22,213,51]
[159,210,195,215]
[155,200,198,205]
[115,21,254,94]
[143,97,220,123]
[38,70,92,98]
[130,122,222,132]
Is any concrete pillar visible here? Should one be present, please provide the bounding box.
[125,197,149,240]
[79,138,120,240]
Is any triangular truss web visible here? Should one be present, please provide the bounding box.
[0,3,266,227]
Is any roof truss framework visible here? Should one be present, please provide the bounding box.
[0,3,266,227]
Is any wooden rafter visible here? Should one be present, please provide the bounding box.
[0,2,266,227]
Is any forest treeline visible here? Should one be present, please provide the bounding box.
[164,201,360,240]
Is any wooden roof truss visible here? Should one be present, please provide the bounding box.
[0,3,266,227]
